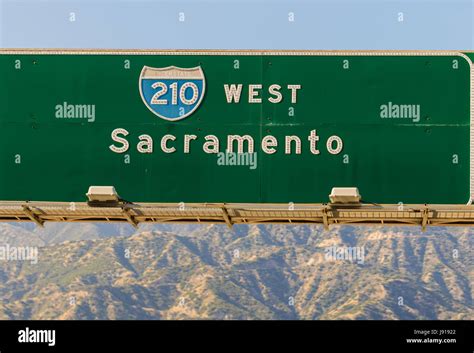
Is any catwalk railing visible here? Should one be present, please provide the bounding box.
[3,201,474,230]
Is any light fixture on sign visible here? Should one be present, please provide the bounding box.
[86,186,120,204]
[329,187,361,204]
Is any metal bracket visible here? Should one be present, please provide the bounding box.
[421,207,429,232]
[322,207,330,230]
[22,205,44,227]
[122,207,138,228]
[221,205,233,229]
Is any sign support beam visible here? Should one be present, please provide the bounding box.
[322,207,330,230]
[221,205,233,229]
[421,207,429,232]
[21,205,44,227]
[0,201,472,230]
[122,207,138,228]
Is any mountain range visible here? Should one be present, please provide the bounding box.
[0,222,472,319]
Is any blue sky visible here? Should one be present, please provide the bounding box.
[0,0,472,50]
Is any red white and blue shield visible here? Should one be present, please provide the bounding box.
[139,65,205,121]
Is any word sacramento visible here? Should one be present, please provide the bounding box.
[109,128,344,155]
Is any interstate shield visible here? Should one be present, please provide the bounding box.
[139,66,205,121]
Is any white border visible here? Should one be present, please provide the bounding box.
[1,49,472,203]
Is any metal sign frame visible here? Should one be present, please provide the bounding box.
[0,49,473,228]
[4,201,474,231]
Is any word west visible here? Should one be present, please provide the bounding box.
[380,102,421,123]
[217,152,257,170]
[18,328,56,347]
[224,84,301,103]
[109,128,344,156]
[55,102,96,122]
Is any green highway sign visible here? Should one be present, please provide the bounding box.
[0,50,472,204]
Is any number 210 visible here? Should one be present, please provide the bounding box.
[150,81,199,106]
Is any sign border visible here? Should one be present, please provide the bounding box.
[0,49,472,204]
